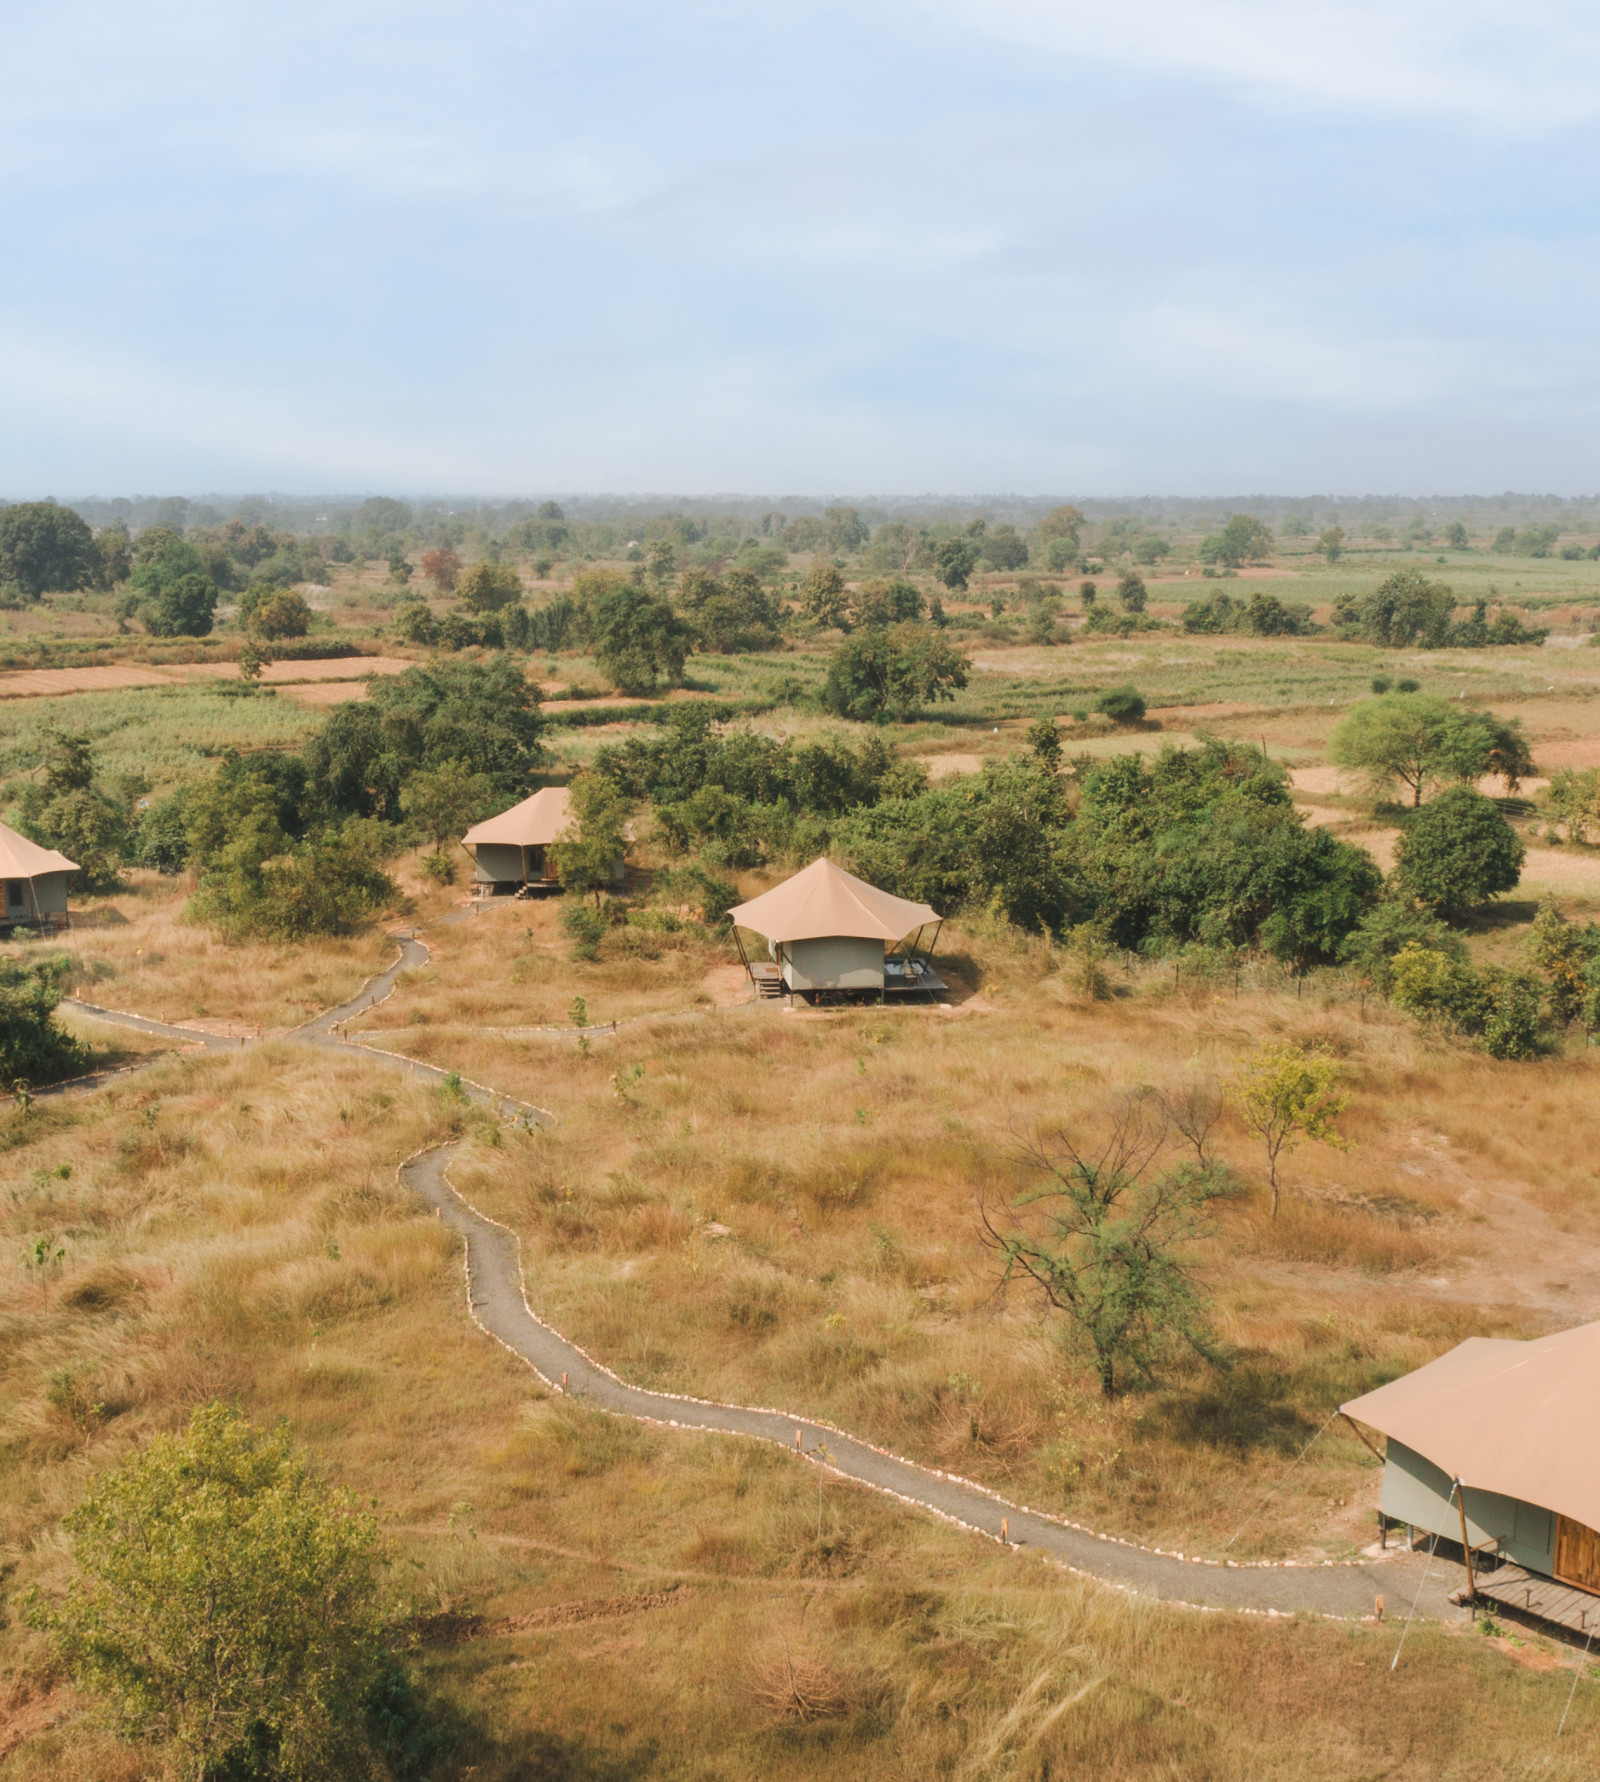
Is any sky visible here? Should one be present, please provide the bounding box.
[5,0,1600,498]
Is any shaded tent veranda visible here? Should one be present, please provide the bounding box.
[1344,1317,1600,1630]
[728,856,944,1001]
[0,820,78,932]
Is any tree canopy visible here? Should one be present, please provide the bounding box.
[1198,514,1273,568]
[1328,692,1516,807]
[36,1404,395,1782]
[819,623,970,721]
[1391,787,1524,916]
[574,571,690,695]
[0,501,98,598]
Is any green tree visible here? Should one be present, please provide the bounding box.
[190,818,396,942]
[819,623,970,721]
[1037,504,1085,545]
[399,758,492,853]
[1328,692,1495,807]
[1027,718,1063,772]
[582,576,690,696]
[675,566,783,652]
[15,727,129,893]
[1391,787,1524,916]
[851,576,924,629]
[456,561,525,613]
[1445,521,1470,549]
[1199,514,1273,568]
[1527,897,1600,1025]
[243,586,312,640]
[34,1404,393,1782]
[1316,525,1345,562]
[554,771,631,905]
[800,562,850,629]
[1347,568,1456,648]
[1116,571,1147,613]
[0,953,87,1084]
[142,572,218,638]
[0,502,98,598]
[94,523,133,590]
[1340,898,1467,993]
[352,495,413,535]
[1542,766,1600,843]
[981,523,1029,570]
[1230,1041,1347,1215]
[982,1099,1221,1399]
[324,655,545,814]
[932,536,979,592]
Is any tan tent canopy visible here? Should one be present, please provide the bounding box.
[0,822,78,880]
[728,857,938,945]
[1343,1320,1600,1533]
[461,787,572,849]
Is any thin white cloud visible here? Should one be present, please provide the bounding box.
[925,0,1600,124]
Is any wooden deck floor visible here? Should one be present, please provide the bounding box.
[1476,1563,1600,1635]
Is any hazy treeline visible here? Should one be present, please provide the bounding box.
[19,490,1600,554]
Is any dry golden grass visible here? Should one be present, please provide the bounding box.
[351,891,732,1037]
[46,861,466,1035]
[346,907,1596,1573]
[12,647,1600,1773]
[4,1045,1600,1780]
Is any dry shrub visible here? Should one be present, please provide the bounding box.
[748,1642,854,1723]
[681,1529,760,1575]
[61,1261,151,1315]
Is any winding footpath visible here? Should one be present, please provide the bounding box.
[57,930,1466,1625]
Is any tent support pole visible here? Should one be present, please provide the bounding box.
[1455,1480,1477,1603]
[1340,1413,1384,1465]
[732,926,753,986]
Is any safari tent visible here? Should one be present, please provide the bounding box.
[727,857,944,1002]
[1343,1319,1600,1630]
[459,788,624,896]
[0,821,78,934]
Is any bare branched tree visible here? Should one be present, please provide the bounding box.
[981,1096,1222,1400]
[1154,1077,1225,1166]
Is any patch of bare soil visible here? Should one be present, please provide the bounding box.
[918,753,983,779]
[0,1685,68,1763]
[280,680,369,705]
[0,663,180,698]
[701,962,755,1007]
[1526,736,1600,769]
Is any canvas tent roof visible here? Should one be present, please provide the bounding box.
[728,857,939,945]
[460,787,572,850]
[0,821,78,880]
[1343,1319,1600,1533]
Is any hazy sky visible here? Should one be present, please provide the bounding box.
[6,1,1600,496]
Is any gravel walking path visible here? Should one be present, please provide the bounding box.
[59,929,1469,1623]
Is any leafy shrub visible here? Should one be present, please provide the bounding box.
[1094,686,1146,726]
[1391,787,1524,915]
[0,953,87,1084]
[190,819,397,941]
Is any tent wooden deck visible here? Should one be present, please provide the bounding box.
[1474,1563,1600,1636]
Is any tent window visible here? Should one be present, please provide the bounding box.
[5,880,22,910]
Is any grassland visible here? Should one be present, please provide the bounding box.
[7,556,1600,1775]
[5,1047,1600,1780]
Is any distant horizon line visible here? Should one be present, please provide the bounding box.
[13,490,1600,510]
